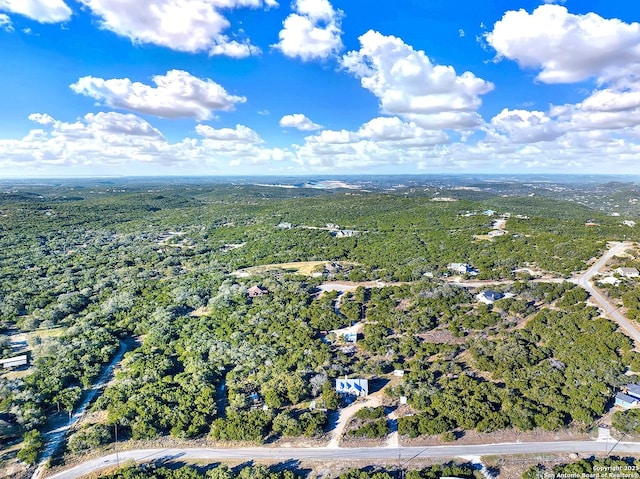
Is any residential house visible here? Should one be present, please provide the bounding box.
[247,285,269,298]
[626,384,640,398]
[616,392,639,409]
[623,220,636,228]
[487,229,507,238]
[344,332,357,343]
[615,384,640,409]
[476,290,505,304]
[335,377,369,397]
[334,229,357,238]
[448,263,478,276]
[277,222,293,229]
[0,355,28,369]
[616,267,640,278]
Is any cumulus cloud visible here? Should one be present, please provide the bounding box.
[70,70,246,120]
[486,5,640,84]
[342,30,493,129]
[76,0,272,56]
[196,124,263,143]
[0,112,293,174]
[0,0,71,23]
[292,116,450,170]
[490,109,562,143]
[279,113,322,131]
[274,0,343,61]
[549,88,640,131]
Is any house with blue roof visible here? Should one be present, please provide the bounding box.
[335,378,368,397]
[615,393,639,409]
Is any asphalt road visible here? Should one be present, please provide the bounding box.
[575,242,640,348]
[41,242,640,479]
[45,439,640,479]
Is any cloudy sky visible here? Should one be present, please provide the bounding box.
[1,0,640,177]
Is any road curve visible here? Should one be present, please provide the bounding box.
[575,242,640,348]
[45,440,640,479]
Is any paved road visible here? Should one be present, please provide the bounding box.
[575,242,640,348]
[42,242,640,479]
[33,341,128,479]
[45,439,640,479]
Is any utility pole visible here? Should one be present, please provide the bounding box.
[115,422,119,468]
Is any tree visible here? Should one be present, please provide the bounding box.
[17,430,43,465]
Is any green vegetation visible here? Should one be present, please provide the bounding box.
[101,464,477,479]
[1,178,639,462]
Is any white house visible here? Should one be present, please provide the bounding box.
[616,267,640,278]
[0,355,28,369]
[448,263,478,276]
[335,377,368,397]
[623,220,636,228]
[476,290,505,304]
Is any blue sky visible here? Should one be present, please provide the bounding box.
[1,0,640,177]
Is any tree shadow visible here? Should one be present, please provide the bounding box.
[270,459,312,477]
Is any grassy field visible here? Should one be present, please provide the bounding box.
[231,261,328,277]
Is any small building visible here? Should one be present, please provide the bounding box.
[616,267,640,278]
[623,220,636,228]
[247,285,269,298]
[615,392,639,409]
[344,332,357,343]
[0,355,28,369]
[487,229,507,238]
[476,290,505,304]
[277,222,293,229]
[335,377,368,397]
[626,383,640,399]
[448,263,478,276]
[334,229,357,238]
[393,369,405,377]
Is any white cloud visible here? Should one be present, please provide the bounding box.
[209,38,260,58]
[279,113,322,131]
[358,116,448,144]
[486,5,640,84]
[76,0,271,55]
[70,70,246,120]
[0,0,71,23]
[293,116,450,170]
[458,29,465,38]
[0,112,293,174]
[274,0,343,61]
[490,108,562,143]
[342,30,493,129]
[0,13,13,30]
[549,87,640,131]
[196,124,262,143]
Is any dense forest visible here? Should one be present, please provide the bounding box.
[2,177,640,474]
